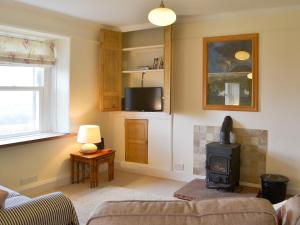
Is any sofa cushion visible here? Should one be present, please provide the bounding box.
[87,198,277,225]
[0,189,8,209]
[0,192,79,225]
[4,196,31,208]
[273,200,287,225]
[0,185,20,198]
[282,195,300,225]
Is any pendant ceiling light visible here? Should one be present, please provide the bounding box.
[148,0,176,26]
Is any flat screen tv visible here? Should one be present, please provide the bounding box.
[124,87,163,112]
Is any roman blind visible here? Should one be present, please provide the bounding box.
[0,35,56,66]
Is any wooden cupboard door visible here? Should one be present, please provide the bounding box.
[125,119,148,164]
[99,29,122,111]
[164,26,172,114]
[103,96,120,111]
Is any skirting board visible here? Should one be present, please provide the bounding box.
[13,166,109,195]
[115,160,205,182]
[15,174,70,196]
[115,161,300,195]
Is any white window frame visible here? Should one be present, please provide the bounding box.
[41,66,57,133]
[0,65,56,139]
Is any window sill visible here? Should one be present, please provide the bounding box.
[0,133,76,148]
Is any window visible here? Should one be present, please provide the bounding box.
[0,33,70,144]
[0,65,54,138]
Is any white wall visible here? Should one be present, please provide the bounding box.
[0,1,101,193]
[99,112,173,173]
[172,8,300,193]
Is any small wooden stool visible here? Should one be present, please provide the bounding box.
[70,149,115,188]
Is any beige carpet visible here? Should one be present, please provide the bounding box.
[69,186,175,225]
[51,171,184,225]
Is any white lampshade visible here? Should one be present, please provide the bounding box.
[148,1,176,26]
[77,125,101,144]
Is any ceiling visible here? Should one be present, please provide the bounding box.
[14,0,300,27]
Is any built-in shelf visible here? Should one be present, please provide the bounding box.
[122,44,164,52]
[122,69,164,74]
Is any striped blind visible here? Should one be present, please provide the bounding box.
[0,35,56,66]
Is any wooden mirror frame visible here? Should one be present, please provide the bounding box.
[203,33,259,111]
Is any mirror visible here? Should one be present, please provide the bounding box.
[203,34,258,111]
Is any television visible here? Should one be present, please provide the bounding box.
[124,87,163,112]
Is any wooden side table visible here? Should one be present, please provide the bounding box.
[70,149,115,188]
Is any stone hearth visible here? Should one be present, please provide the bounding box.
[193,126,267,184]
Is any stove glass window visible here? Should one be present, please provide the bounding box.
[209,156,228,173]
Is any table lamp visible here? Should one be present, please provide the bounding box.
[77,125,101,154]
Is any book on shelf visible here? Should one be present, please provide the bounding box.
[136,66,151,70]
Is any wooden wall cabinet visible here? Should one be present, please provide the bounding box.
[125,119,148,164]
[99,29,122,111]
[99,26,172,113]
[163,26,172,114]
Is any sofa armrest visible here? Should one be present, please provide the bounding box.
[0,192,79,225]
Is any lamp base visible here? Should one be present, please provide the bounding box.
[80,143,98,154]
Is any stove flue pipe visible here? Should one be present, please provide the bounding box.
[220,116,233,144]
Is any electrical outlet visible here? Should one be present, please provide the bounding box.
[174,163,184,171]
[20,176,38,185]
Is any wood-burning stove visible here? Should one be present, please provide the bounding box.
[206,142,241,191]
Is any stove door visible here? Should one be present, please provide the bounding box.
[207,155,230,174]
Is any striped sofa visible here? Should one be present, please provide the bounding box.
[0,185,79,225]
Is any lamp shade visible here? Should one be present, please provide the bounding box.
[148,1,176,26]
[77,125,101,144]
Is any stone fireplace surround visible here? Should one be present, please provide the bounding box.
[194,125,267,184]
